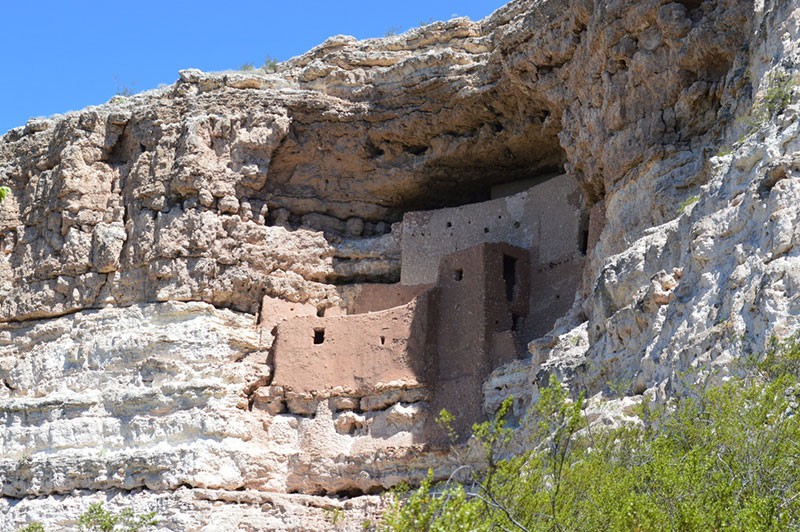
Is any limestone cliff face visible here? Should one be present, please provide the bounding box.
[0,0,796,529]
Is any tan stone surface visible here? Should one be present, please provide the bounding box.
[0,0,794,528]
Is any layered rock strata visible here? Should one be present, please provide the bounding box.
[1,0,797,530]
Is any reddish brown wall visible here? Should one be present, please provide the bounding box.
[270,242,535,443]
[430,243,530,439]
[268,175,588,434]
[259,295,317,330]
[271,296,434,396]
[342,283,432,315]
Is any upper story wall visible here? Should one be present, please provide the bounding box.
[400,174,584,286]
[336,282,432,315]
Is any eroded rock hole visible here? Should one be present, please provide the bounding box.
[331,487,367,497]
[453,269,463,281]
[109,148,128,167]
[404,145,428,156]
[106,130,131,166]
[675,0,703,10]
[365,140,385,159]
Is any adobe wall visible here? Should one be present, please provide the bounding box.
[265,179,584,441]
[400,173,584,286]
[270,295,434,396]
[259,295,318,329]
[337,282,432,315]
[431,243,530,439]
[269,242,532,442]
[526,259,584,338]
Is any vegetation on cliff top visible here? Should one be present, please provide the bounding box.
[382,339,800,531]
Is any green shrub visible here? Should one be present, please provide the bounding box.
[78,503,157,532]
[14,503,157,532]
[382,341,800,531]
[741,71,795,136]
[756,334,800,381]
[716,145,733,157]
[677,194,700,214]
[240,63,255,71]
[16,524,45,532]
[761,72,794,116]
[324,507,345,527]
[262,56,280,73]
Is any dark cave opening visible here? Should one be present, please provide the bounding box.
[262,96,569,224]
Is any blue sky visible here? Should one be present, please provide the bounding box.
[0,1,508,135]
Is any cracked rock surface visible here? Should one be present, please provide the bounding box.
[2,0,799,529]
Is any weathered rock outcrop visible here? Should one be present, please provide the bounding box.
[2,0,799,529]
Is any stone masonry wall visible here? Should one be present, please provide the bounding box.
[400,173,584,285]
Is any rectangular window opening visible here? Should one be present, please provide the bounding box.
[579,230,590,256]
[313,328,325,344]
[453,269,463,282]
[502,254,518,302]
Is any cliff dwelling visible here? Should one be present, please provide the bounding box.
[267,173,586,440]
[1,0,784,526]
